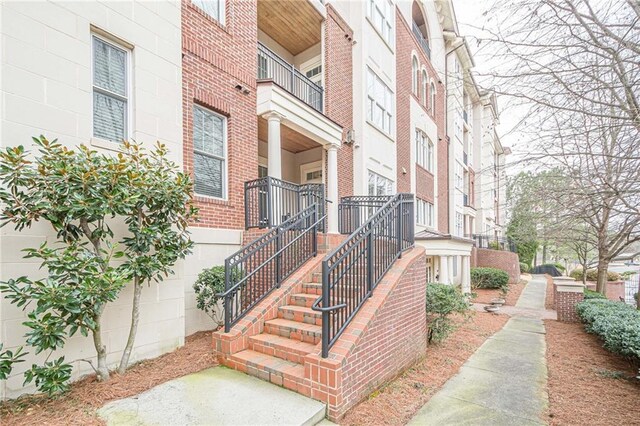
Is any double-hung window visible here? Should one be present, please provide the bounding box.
[416,199,434,227]
[92,35,129,143]
[455,212,464,237]
[367,170,393,196]
[366,67,394,135]
[415,129,434,172]
[192,0,225,24]
[193,105,227,199]
[367,0,393,46]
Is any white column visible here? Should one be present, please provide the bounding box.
[448,256,455,283]
[440,256,450,284]
[461,256,471,293]
[264,112,284,180]
[326,144,339,233]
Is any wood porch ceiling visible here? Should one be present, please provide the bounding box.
[257,0,323,55]
[258,117,320,153]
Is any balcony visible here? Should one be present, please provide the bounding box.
[412,22,431,60]
[463,193,469,206]
[463,110,468,123]
[258,43,323,113]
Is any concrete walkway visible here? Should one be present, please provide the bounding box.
[98,367,326,426]
[409,275,549,425]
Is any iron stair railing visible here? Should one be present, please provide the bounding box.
[337,195,392,234]
[221,204,326,332]
[312,193,415,357]
[245,176,325,231]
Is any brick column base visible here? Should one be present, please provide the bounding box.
[554,277,585,322]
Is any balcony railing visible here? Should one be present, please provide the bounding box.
[412,22,431,60]
[337,195,393,234]
[245,176,325,231]
[472,234,517,253]
[463,110,468,123]
[257,42,323,112]
[463,193,469,206]
[463,152,468,165]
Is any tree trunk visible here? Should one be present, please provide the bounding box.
[596,256,609,295]
[542,243,547,264]
[118,278,143,374]
[92,312,110,382]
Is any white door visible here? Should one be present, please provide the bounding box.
[300,161,323,184]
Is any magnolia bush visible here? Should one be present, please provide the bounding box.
[0,136,197,394]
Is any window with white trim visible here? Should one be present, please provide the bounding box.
[366,67,394,134]
[455,212,464,237]
[412,57,419,95]
[192,0,225,24]
[455,163,463,189]
[367,0,393,46]
[430,82,436,114]
[415,129,434,172]
[422,70,428,106]
[92,35,129,143]
[193,105,227,199]
[367,170,393,196]
[416,198,434,227]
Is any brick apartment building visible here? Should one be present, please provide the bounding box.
[0,0,508,399]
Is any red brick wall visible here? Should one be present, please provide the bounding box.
[416,166,435,203]
[182,0,258,229]
[394,11,448,231]
[476,248,521,284]
[324,5,354,199]
[585,281,625,302]
[554,286,584,322]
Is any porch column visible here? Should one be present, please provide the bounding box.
[440,256,450,284]
[461,256,471,293]
[326,143,339,234]
[264,112,284,180]
[448,256,455,282]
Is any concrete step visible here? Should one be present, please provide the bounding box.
[279,304,322,326]
[290,293,320,308]
[249,333,318,364]
[229,349,307,391]
[264,318,322,344]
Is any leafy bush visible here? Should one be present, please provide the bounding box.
[570,268,621,282]
[576,299,640,363]
[193,266,243,327]
[553,262,566,272]
[584,289,607,300]
[620,270,637,280]
[470,267,509,293]
[519,262,530,273]
[488,241,501,250]
[426,283,470,343]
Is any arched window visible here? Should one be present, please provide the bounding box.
[412,57,419,95]
[430,82,436,113]
[412,1,430,58]
[422,70,428,106]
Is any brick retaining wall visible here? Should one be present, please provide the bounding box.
[476,248,521,283]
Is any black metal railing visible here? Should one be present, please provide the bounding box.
[337,195,392,234]
[472,234,517,253]
[412,22,431,60]
[245,176,325,231]
[257,42,323,112]
[221,205,326,332]
[463,193,469,206]
[463,152,468,165]
[463,110,468,123]
[313,194,415,357]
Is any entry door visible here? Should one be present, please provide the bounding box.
[300,161,323,184]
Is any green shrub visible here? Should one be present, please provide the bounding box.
[426,283,470,343]
[576,299,640,363]
[584,288,606,300]
[193,266,243,327]
[553,263,566,272]
[470,267,509,293]
[519,262,530,273]
[570,268,620,282]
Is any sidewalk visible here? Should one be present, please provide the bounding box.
[409,276,550,425]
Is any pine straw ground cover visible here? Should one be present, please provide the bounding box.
[473,277,527,306]
[341,312,508,425]
[0,331,217,426]
[545,274,555,310]
[544,320,640,425]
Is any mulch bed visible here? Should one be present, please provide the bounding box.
[0,331,218,426]
[545,320,640,425]
[473,278,527,306]
[341,312,509,425]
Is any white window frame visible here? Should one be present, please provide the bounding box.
[366,67,394,135]
[367,0,394,47]
[412,56,419,95]
[193,104,228,200]
[367,170,393,196]
[415,129,434,172]
[455,212,464,237]
[416,198,434,227]
[421,69,428,106]
[91,33,132,144]
[191,0,225,24]
[430,82,436,114]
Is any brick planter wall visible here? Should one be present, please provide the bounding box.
[554,279,585,322]
[476,248,521,283]
[584,281,625,302]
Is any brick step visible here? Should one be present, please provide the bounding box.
[311,271,322,283]
[290,293,320,308]
[301,281,369,296]
[249,333,318,364]
[264,318,322,344]
[279,304,322,326]
[229,349,306,390]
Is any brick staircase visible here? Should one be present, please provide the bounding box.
[224,269,324,395]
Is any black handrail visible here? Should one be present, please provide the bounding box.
[222,204,326,332]
[337,195,392,234]
[257,42,323,112]
[313,193,415,357]
[472,234,517,253]
[245,176,325,231]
